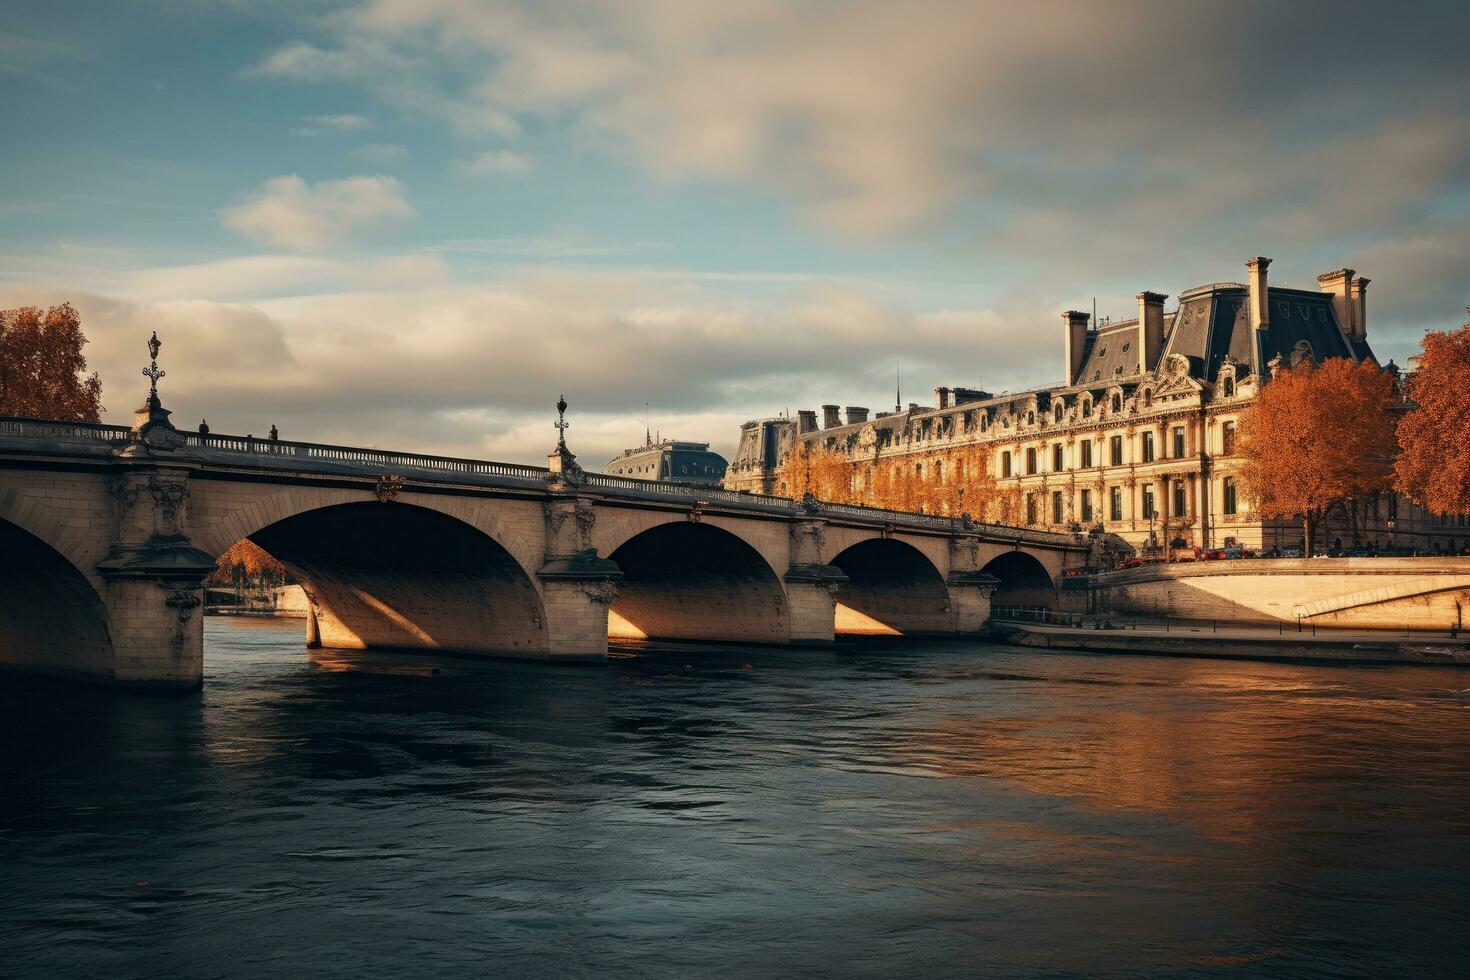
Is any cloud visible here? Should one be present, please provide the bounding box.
[0,273,1056,465]
[220,174,415,252]
[303,112,372,130]
[247,0,1470,245]
[456,149,532,177]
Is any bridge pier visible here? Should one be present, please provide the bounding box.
[947,572,1001,634]
[784,564,849,645]
[537,492,621,660]
[93,441,215,687]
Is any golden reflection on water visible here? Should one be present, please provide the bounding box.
[906,659,1457,845]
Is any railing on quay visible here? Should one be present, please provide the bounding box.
[0,415,1085,547]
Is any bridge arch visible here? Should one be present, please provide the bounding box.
[0,518,114,681]
[982,550,1056,607]
[605,520,789,644]
[828,538,952,636]
[236,501,548,658]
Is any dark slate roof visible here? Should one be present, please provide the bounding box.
[1162,288,1250,381]
[1074,321,1144,385]
[1162,285,1365,381]
[1258,288,1358,367]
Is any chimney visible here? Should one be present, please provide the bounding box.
[935,386,951,409]
[1246,256,1272,333]
[796,409,818,434]
[1061,310,1090,385]
[1349,276,1370,342]
[1316,268,1355,340]
[845,406,869,426]
[1136,292,1167,374]
[822,404,841,429]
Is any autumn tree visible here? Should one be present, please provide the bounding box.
[777,439,1007,520]
[0,303,103,421]
[1395,317,1470,516]
[1236,357,1399,553]
[207,539,288,592]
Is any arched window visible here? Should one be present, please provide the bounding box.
[1111,393,1122,413]
[1027,410,1035,426]
[1223,376,1235,397]
[1142,388,1153,408]
[1054,404,1064,423]
[933,460,943,482]
[1082,399,1092,418]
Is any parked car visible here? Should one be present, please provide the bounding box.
[1222,547,1244,560]
[1278,546,1303,558]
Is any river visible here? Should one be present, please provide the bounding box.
[2,617,1467,977]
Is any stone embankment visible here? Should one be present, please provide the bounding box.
[1092,557,1470,631]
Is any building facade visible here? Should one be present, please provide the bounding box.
[727,257,1467,556]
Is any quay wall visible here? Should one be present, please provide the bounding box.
[1096,558,1470,630]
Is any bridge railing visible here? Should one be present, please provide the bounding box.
[184,432,550,481]
[0,416,133,445]
[0,414,1081,547]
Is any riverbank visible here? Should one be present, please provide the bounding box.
[991,620,1470,665]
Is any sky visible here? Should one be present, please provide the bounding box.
[2,0,1467,467]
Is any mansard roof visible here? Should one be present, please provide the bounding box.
[1073,320,1144,386]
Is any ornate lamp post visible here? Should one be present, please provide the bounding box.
[546,394,583,484]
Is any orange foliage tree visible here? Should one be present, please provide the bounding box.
[1236,357,1398,552]
[208,539,288,590]
[1395,317,1470,516]
[778,440,1011,520]
[0,303,103,421]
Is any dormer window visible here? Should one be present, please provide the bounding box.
[1122,342,1131,353]
[1054,404,1064,422]
[1097,346,1107,357]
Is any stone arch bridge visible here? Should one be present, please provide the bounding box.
[0,409,1085,689]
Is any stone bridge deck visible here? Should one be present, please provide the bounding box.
[1,412,1086,689]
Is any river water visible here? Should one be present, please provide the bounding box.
[2,618,1467,978]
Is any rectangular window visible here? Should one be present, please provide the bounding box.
[1026,448,1037,475]
[1081,489,1093,523]
[1221,421,1236,455]
[1142,431,1155,463]
[1001,451,1012,477]
[1052,443,1064,471]
[1081,439,1093,468]
[1109,486,1123,521]
[1172,426,1186,459]
[1173,481,1187,517]
[1026,493,1037,525]
[1143,487,1155,519]
[1051,490,1064,525]
[1223,477,1237,515]
[1109,435,1124,465]
[1388,493,1399,521]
